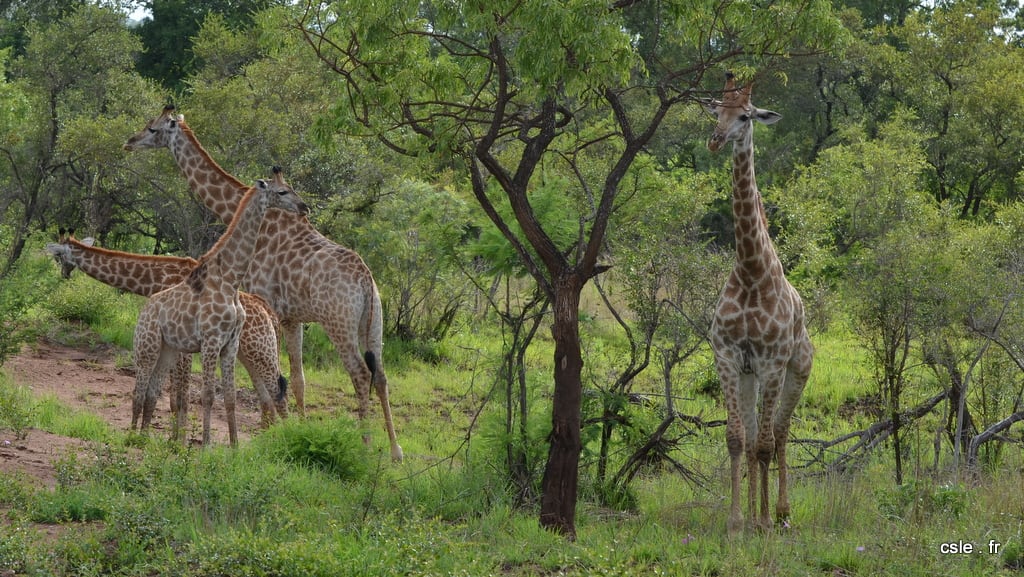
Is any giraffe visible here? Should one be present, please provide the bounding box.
[124,106,403,462]
[131,177,308,446]
[703,73,813,533]
[45,231,289,432]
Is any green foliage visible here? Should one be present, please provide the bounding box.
[876,480,969,522]
[34,395,114,442]
[0,379,34,441]
[44,276,120,325]
[252,416,371,482]
[1003,540,1024,571]
[0,525,28,574]
[323,179,476,342]
[0,252,54,365]
[136,0,274,89]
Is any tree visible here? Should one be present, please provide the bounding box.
[0,4,147,275]
[874,2,1024,216]
[134,0,275,89]
[296,0,843,537]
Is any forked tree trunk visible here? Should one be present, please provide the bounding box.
[539,274,584,539]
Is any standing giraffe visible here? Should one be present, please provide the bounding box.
[703,73,813,533]
[124,107,403,462]
[132,177,308,446]
[45,231,289,431]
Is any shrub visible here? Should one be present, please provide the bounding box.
[0,253,54,365]
[45,276,119,325]
[0,380,35,440]
[876,480,968,522]
[252,416,370,482]
[0,525,28,574]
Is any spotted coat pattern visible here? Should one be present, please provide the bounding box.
[704,75,814,533]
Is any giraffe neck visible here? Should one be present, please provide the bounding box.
[730,132,780,281]
[65,241,196,297]
[169,122,248,224]
[194,187,269,289]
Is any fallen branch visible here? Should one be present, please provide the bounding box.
[791,390,948,473]
[967,411,1024,468]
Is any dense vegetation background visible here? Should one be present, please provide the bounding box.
[1,0,1023,574]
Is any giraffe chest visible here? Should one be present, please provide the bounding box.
[712,280,801,370]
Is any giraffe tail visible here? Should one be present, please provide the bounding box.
[275,374,288,402]
[364,351,377,383]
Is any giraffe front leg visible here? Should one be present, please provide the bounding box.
[726,419,745,535]
[776,346,812,524]
[200,349,218,447]
[756,372,786,531]
[220,335,240,447]
[169,354,191,444]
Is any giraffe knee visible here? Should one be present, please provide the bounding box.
[726,431,744,457]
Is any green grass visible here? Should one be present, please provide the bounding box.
[2,306,1023,576]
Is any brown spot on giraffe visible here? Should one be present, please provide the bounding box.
[703,73,814,534]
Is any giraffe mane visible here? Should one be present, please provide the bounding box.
[194,183,260,270]
[177,120,249,191]
[66,236,198,267]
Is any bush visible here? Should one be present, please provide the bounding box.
[253,416,371,482]
[0,253,54,365]
[0,380,35,440]
[877,480,968,522]
[45,275,119,325]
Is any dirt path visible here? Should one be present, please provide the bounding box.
[0,339,265,487]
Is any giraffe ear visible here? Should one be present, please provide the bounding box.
[701,99,722,117]
[44,243,62,256]
[753,108,781,125]
[82,237,95,247]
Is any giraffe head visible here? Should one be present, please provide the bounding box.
[703,73,781,152]
[45,229,94,279]
[123,105,183,151]
[255,169,310,216]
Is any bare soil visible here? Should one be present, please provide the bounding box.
[0,338,264,487]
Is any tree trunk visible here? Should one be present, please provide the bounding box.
[539,274,584,539]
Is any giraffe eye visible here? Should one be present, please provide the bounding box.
[147,128,158,134]
[739,114,750,122]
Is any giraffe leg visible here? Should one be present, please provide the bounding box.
[282,321,306,417]
[756,374,785,531]
[142,349,177,432]
[726,418,745,535]
[775,338,813,523]
[200,346,218,447]
[132,316,160,432]
[737,373,760,531]
[237,304,282,427]
[367,352,403,462]
[220,339,239,447]
[719,364,746,535]
[320,319,374,440]
[238,354,275,429]
[169,353,191,443]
